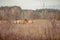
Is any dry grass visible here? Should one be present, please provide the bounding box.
[0,19,60,40]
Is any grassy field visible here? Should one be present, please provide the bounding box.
[0,19,60,40]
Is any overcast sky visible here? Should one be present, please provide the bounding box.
[0,0,60,10]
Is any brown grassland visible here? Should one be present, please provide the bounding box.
[0,19,60,40]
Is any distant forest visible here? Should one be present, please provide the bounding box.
[0,6,60,20]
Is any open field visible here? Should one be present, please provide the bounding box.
[0,19,60,40]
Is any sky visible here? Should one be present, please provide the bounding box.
[0,0,60,10]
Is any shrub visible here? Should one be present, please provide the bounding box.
[0,14,2,20]
[57,14,60,20]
